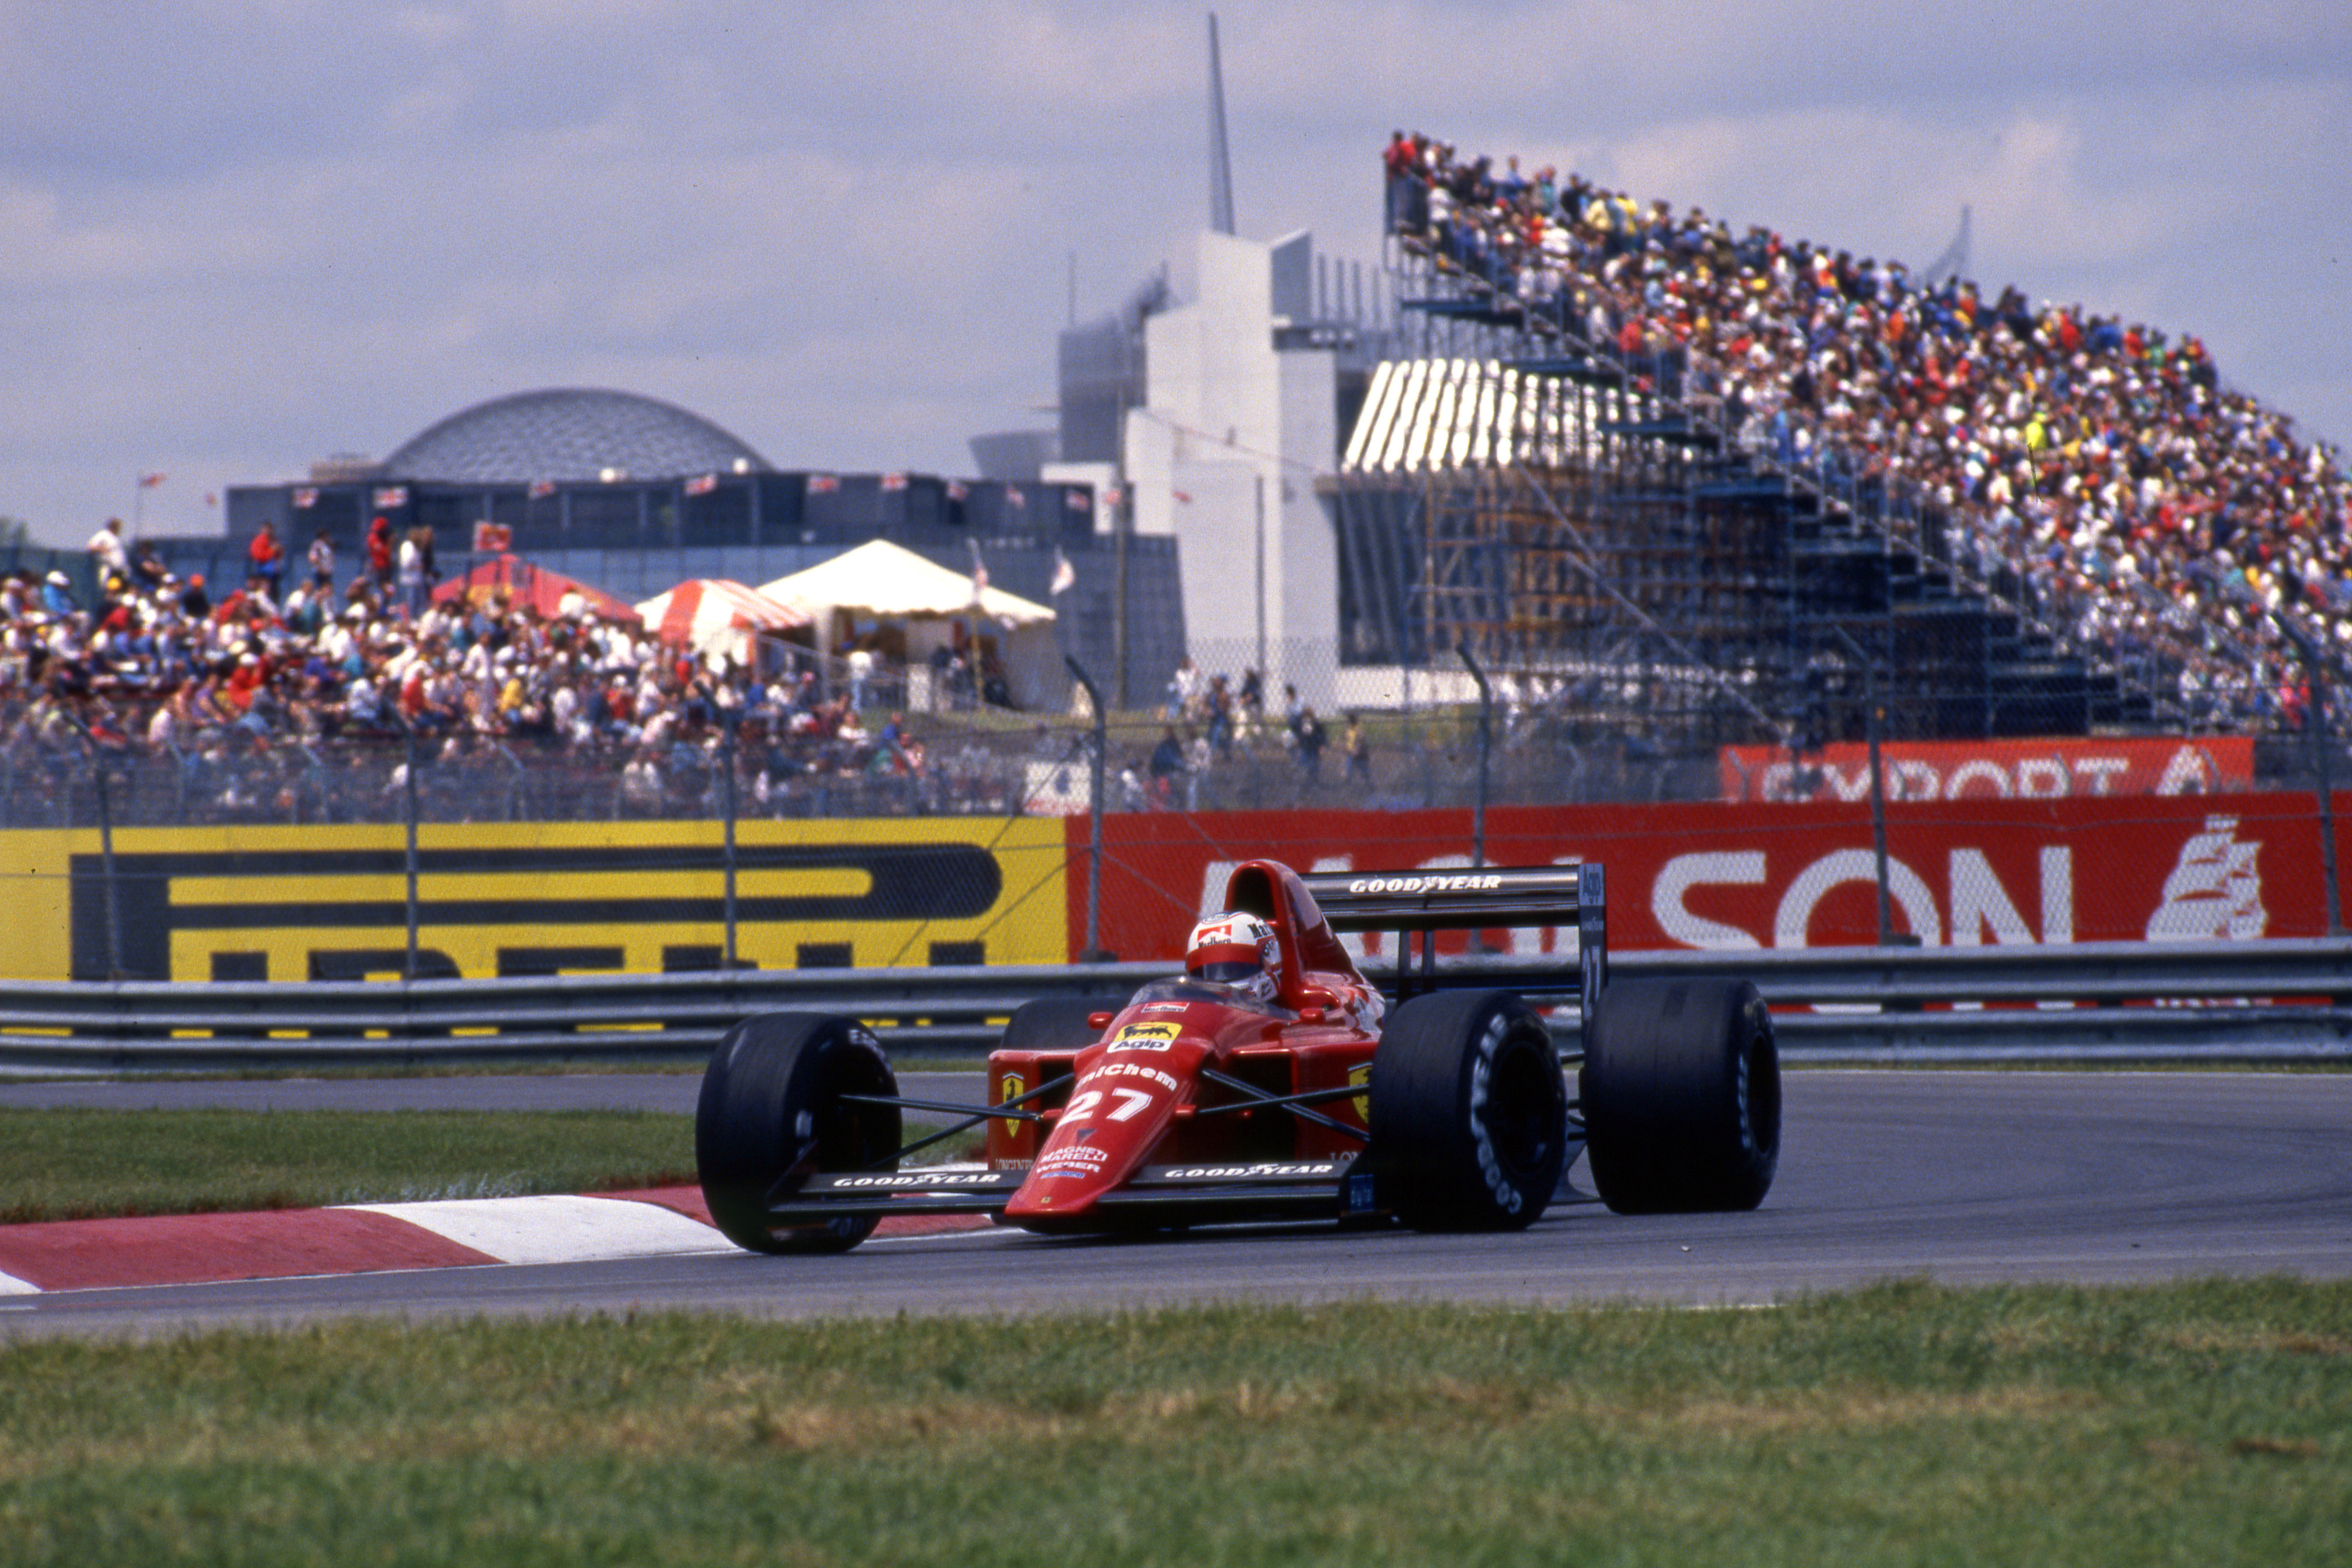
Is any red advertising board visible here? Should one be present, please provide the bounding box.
[1718,737,2256,803]
[1066,793,2331,963]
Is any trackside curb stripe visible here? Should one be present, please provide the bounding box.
[0,1207,499,1292]
[338,1194,736,1266]
[0,1269,37,1296]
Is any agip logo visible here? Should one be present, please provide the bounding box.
[1109,1021,1182,1052]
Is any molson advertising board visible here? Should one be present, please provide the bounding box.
[0,818,1065,982]
[1067,795,2327,962]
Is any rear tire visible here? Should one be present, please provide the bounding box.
[1582,977,1779,1214]
[696,1012,902,1254]
[1369,989,1567,1231]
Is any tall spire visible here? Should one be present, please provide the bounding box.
[1207,12,1236,235]
[1923,203,1971,286]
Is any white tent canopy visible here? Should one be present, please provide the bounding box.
[761,539,1067,712]
[760,538,1054,626]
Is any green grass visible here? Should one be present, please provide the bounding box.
[0,1107,698,1223]
[1,1280,2345,1565]
[0,1103,992,1224]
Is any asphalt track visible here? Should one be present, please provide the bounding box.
[4,1070,2348,1339]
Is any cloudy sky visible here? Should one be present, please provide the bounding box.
[3,1,2346,545]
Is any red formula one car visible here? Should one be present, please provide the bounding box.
[695,859,1779,1253]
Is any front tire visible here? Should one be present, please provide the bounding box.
[1582,977,1779,1214]
[1369,989,1568,1231]
[696,1012,902,1253]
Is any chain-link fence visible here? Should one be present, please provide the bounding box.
[5,632,2347,982]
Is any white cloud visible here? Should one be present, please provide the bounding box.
[1,0,2347,542]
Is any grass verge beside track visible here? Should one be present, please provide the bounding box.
[0,1108,697,1223]
[1,1280,2345,1565]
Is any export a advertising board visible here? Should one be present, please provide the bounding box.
[1067,795,2326,963]
[0,818,1066,981]
[1718,737,2256,803]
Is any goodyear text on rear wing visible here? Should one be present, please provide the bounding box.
[1297,863,1606,1021]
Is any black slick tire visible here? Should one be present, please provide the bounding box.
[696,1012,902,1254]
[1581,976,1779,1214]
[1369,989,1568,1231]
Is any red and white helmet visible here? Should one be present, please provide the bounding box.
[1185,910,1282,1003]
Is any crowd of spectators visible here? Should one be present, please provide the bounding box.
[0,538,993,826]
[1122,661,1374,809]
[1383,132,2352,731]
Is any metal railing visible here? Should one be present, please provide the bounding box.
[3,938,2346,1072]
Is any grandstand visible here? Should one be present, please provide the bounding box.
[1342,134,2350,757]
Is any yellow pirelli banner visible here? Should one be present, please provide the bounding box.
[0,818,1068,982]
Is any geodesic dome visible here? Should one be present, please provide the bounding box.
[380,388,769,483]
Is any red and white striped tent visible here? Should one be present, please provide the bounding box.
[632,578,809,665]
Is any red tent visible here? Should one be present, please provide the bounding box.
[429,555,640,624]
[632,578,810,662]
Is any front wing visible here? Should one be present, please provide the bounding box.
[761,1158,1380,1230]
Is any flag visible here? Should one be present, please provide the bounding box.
[1050,547,1076,596]
[528,479,557,500]
[138,472,166,488]
[807,474,839,495]
[1005,485,1025,509]
[203,492,218,506]
[472,521,513,553]
[683,473,718,496]
[1173,489,1194,504]
[372,485,409,509]
[967,538,989,603]
[946,480,968,502]
[879,472,909,492]
[292,488,319,509]
[1065,488,1088,512]
[1103,485,1123,506]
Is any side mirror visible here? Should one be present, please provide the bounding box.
[1297,1006,1326,1025]
[1087,1011,1113,1029]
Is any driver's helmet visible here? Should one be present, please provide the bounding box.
[1185,910,1282,1004]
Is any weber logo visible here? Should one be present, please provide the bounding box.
[1347,873,1504,895]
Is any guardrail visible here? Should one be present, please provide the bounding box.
[1,939,2347,1072]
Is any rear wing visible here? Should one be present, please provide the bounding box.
[1298,864,1607,1021]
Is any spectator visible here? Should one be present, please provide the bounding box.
[247,522,283,595]
[366,515,394,592]
[1343,713,1372,785]
[847,645,874,712]
[307,528,335,590]
[1166,654,1201,721]
[1295,706,1327,782]
[85,518,128,583]
[396,528,426,618]
[1148,723,1185,805]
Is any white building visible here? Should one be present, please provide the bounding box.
[1122,229,1342,703]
